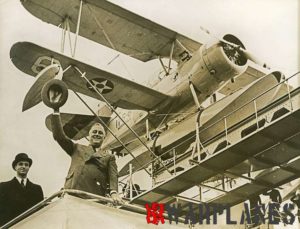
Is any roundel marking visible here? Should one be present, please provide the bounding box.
[86,78,114,94]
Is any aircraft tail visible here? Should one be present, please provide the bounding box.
[22,64,62,111]
[45,111,111,140]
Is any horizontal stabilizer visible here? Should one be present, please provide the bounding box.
[45,112,111,140]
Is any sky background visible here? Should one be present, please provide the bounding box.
[0,0,299,197]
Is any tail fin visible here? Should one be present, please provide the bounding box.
[23,64,62,111]
[45,112,111,140]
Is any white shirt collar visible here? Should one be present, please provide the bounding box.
[15,176,27,186]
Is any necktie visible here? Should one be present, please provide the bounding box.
[21,179,25,188]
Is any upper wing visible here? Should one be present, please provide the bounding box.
[10,42,172,111]
[21,0,201,62]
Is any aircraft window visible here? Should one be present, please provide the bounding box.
[241,119,266,138]
[179,50,191,62]
[271,107,289,122]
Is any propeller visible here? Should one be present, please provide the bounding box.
[220,37,270,69]
[200,26,270,69]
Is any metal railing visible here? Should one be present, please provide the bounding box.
[0,189,147,229]
[121,71,300,191]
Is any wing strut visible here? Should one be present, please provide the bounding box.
[189,82,202,110]
[190,110,208,163]
[73,0,83,57]
[168,41,174,73]
[71,84,152,177]
[188,82,209,163]
[86,4,115,50]
[158,56,169,76]
[71,65,173,175]
[60,21,66,53]
[176,39,192,57]
[58,1,134,77]
[58,0,83,57]
[86,3,133,78]
[60,17,74,55]
[158,41,175,76]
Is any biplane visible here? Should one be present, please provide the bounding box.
[7,0,300,227]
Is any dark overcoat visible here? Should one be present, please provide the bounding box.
[0,178,43,226]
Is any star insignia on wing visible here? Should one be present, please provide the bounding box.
[86,78,114,94]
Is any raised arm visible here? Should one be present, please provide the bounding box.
[51,111,74,156]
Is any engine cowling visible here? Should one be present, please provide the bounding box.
[189,35,247,90]
[179,34,248,96]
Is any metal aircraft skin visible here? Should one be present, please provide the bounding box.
[10,0,299,227]
[10,0,282,188]
[11,0,273,177]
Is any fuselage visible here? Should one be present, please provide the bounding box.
[102,35,249,149]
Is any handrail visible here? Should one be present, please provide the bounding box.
[125,71,300,178]
[216,71,299,123]
[1,190,62,229]
[194,71,300,142]
[1,189,185,228]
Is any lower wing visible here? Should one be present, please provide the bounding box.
[10,42,173,111]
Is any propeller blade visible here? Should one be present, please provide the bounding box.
[220,38,270,69]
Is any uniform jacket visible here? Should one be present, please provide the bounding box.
[51,114,118,196]
[0,178,43,226]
